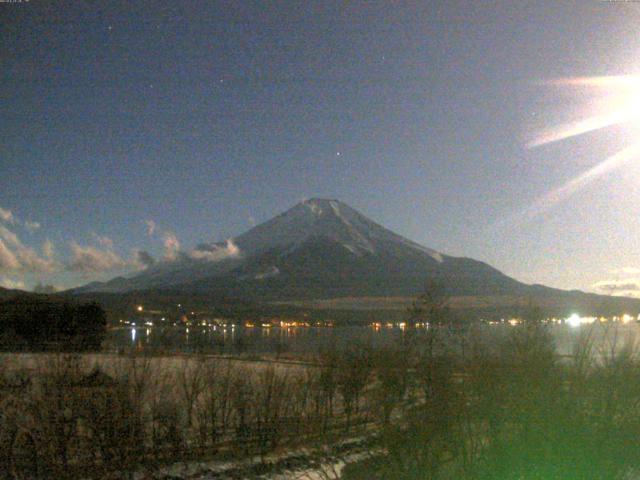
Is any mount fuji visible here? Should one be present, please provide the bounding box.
[75,198,547,300]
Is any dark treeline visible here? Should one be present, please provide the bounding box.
[0,296,106,351]
[74,288,409,326]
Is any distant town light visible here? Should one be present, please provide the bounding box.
[567,313,581,328]
[565,314,597,327]
[136,305,143,312]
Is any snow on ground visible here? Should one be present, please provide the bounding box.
[264,451,373,480]
[140,437,379,480]
[0,352,309,377]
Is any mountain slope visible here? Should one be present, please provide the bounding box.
[181,236,528,299]
[0,286,24,301]
[77,198,539,299]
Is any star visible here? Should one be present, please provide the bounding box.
[336,151,341,156]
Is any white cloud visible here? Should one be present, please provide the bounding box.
[24,221,41,232]
[66,240,151,276]
[92,233,114,249]
[0,206,42,234]
[593,278,640,298]
[188,239,240,262]
[0,239,21,272]
[162,232,181,261]
[17,247,57,273]
[0,224,20,247]
[43,239,55,259]
[0,224,58,273]
[145,220,157,236]
[0,206,14,224]
[67,242,128,273]
[612,267,640,275]
[0,276,25,290]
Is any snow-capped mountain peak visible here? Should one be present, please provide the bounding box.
[232,198,440,260]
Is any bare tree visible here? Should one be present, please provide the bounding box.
[252,365,292,461]
[230,366,254,453]
[336,343,372,430]
[373,345,409,425]
[176,356,206,430]
[199,359,236,448]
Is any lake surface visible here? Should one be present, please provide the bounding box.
[104,321,640,358]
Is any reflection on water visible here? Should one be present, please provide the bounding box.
[105,321,640,357]
[106,324,386,355]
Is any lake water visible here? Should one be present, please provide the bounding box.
[105,324,401,356]
[104,321,640,358]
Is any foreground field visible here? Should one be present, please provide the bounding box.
[0,346,386,479]
[3,321,640,479]
[0,352,308,378]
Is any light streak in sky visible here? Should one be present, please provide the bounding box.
[524,74,640,219]
[521,142,640,221]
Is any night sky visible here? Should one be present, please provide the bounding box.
[2,1,640,294]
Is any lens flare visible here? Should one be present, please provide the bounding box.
[521,142,640,222]
[522,74,640,220]
[530,74,640,147]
